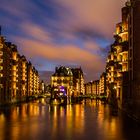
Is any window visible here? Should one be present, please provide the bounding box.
[0,44,3,48]
[0,66,3,70]
[0,84,3,88]
[0,51,3,56]
[0,73,3,77]
[0,59,3,63]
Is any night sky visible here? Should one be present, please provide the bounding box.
[0,0,124,83]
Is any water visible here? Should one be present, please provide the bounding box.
[0,99,140,140]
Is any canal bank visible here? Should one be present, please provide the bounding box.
[0,94,47,107]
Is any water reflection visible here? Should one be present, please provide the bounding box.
[48,104,85,139]
[0,99,140,140]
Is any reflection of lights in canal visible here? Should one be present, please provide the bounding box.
[0,99,140,140]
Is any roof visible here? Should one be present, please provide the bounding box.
[52,66,73,77]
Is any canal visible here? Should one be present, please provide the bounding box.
[0,99,140,140]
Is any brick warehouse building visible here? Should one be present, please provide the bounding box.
[0,35,40,105]
[106,0,140,121]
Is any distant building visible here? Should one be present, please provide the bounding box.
[84,80,99,96]
[99,72,106,96]
[84,82,92,95]
[27,62,39,97]
[71,67,84,96]
[51,66,84,97]
[39,80,45,94]
[51,66,73,97]
[92,80,99,96]
[17,55,28,101]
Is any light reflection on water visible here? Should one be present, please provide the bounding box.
[0,99,140,140]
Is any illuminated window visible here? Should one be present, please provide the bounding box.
[12,52,17,60]
[0,66,3,70]
[0,84,3,88]
[0,73,3,77]
[122,64,128,71]
[111,54,114,60]
[0,44,3,48]
[0,59,3,63]
[122,33,128,42]
[111,66,114,71]
[0,51,3,56]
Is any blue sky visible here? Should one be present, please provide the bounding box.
[0,0,124,82]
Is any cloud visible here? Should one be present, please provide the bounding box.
[57,0,124,38]
[26,43,104,81]
[0,0,125,82]
[1,0,124,41]
[15,36,104,66]
[12,23,105,82]
[20,23,52,42]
